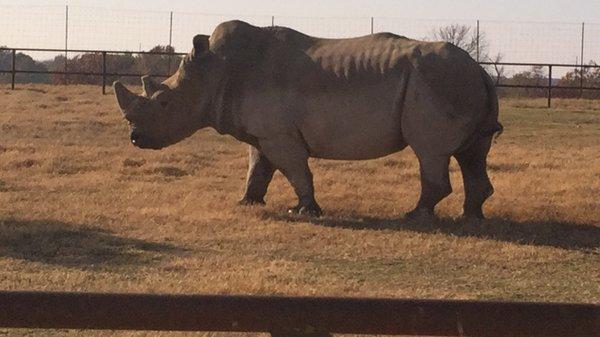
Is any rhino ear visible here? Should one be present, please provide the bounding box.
[141,75,161,97]
[114,81,138,112]
[192,34,210,58]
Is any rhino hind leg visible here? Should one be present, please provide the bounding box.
[259,137,322,217]
[239,146,276,205]
[406,154,452,219]
[454,135,494,219]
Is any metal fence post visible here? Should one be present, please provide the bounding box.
[169,11,173,47]
[64,5,69,85]
[580,22,585,98]
[272,15,275,27]
[548,65,553,108]
[476,20,480,62]
[11,49,16,90]
[101,51,107,95]
[370,17,374,34]
[168,11,174,75]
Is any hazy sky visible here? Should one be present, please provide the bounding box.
[2,0,599,72]
[3,0,600,22]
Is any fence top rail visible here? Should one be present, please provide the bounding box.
[479,61,600,68]
[0,47,188,56]
[0,69,172,78]
[0,291,598,336]
[496,83,600,90]
[3,47,600,69]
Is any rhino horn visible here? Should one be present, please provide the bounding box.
[114,81,138,112]
[141,75,161,97]
[192,34,210,59]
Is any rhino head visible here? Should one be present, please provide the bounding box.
[114,34,219,150]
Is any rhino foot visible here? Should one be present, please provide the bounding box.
[462,208,485,221]
[288,201,322,217]
[238,197,266,206]
[458,213,485,225]
[404,207,435,221]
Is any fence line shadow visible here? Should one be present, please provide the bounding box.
[0,218,187,269]
[263,211,600,253]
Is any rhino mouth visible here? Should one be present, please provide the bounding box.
[130,132,163,150]
[132,140,164,150]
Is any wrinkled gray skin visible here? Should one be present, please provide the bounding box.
[114,20,503,219]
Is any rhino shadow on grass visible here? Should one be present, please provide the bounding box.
[0,218,187,269]
[264,212,600,253]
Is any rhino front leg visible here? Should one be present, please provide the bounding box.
[406,154,452,219]
[239,146,276,205]
[259,137,322,217]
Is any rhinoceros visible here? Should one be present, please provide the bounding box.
[114,20,502,219]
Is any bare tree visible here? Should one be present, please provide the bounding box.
[429,24,505,84]
[490,53,505,85]
[430,24,488,61]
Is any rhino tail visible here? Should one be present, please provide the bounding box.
[480,67,504,141]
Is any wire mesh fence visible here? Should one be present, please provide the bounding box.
[171,12,273,51]
[68,6,173,52]
[0,5,66,50]
[374,18,478,45]
[584,23,600,65]
[274,16,373,38]
[1,5,597,63]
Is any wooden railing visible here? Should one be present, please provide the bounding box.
[0,291,598,336]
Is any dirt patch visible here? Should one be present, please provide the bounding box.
[488,162,530,172]
[144,165,189,177]
[122,158,146,168]
[13,159,40,169]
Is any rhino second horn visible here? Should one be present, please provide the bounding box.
[141,75,160,97]
[113,81,138,111]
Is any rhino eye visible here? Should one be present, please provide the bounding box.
[159,100,168,108]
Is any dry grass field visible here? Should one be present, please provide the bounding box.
[1,84,599,336]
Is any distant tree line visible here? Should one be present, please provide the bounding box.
[0,45,182,85]
[0,48,51,84]
[429,24,600,99]
[482,62,600,99]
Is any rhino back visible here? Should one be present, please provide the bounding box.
[256,31,417,159]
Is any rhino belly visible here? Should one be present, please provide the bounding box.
[298,84,407,160]
[304,120,407,160]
